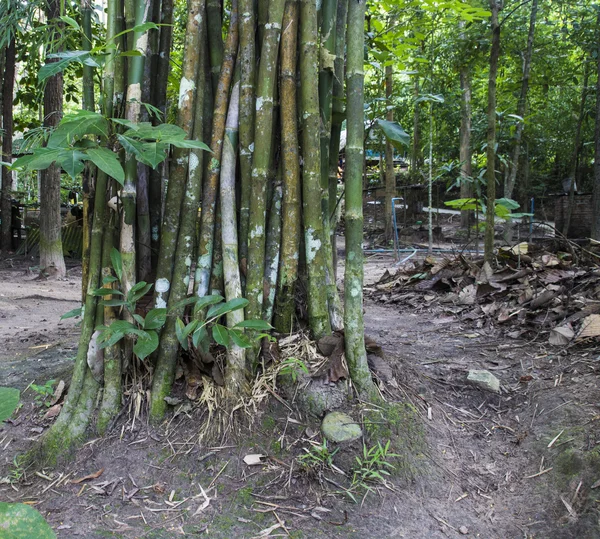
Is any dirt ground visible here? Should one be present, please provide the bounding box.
[1,245,599,539]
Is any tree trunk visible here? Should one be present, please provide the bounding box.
[504,0,537,241]
[1,39,15,251]
[345,0,375,398]
[384,63,395,242]
[484,0,501,264]
[40,0,66,278]
[562,64,590,237]
[459,42,473,231]
[593,16,600,241]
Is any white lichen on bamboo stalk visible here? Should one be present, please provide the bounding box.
[344,0,376,398]
[245,0,286,331]
[299,0,331,339]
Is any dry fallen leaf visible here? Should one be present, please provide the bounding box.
[70,468,105,484]
[43,404,62,420]
[576,314,600,341]
[549,326,574,346]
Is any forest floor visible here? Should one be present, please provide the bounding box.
[1,227,599,538]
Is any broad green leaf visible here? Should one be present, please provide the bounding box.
[86,147,125,185]
[131,21,159,33]
[229,329,252,349]
[127,281,153,304]
[134,330,159,360]
[144,308,167,330]
[0,502,56,538]
[38,50,90,82]
[206,298,249,320]
[138,142,168,169]
[376,119,410,149]
[57,149,87,178]
[168,294,224,313]
[495,198,520,211]
[192,325,208,349]
[212,324,230,347]
[47,111,109,148]
[111,118,139,130]
[12,149,62,171]
[91,287,124,296]
[120,50,143,57]
[60,306,82,320]
[124,123,186,140]
[175,317,189,350]
[0,387,20,423]
[234,319,273,331]
[110,247,122,281]
[133,314,145,327]
[102,275,118,284]
[167,139,211,152]
[59,15,80,30]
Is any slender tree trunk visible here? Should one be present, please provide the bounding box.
[245,0,285,329]
[299,0,331,339]
[40,0,66,278]
[1,39,15,251]
[345,0,375,398]
[504,0,537,241]
[206,0,224,94]
[562,64,590,237]
[593,18,600,241]
[410,76,421,175]
[459,28,473,231]
[484,0,501,264]
[273,0,301,334]
[384,63,395,242]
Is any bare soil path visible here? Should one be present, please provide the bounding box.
[0,252,598,538]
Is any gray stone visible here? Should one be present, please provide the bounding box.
[467,370,500,393]
[321,412,362,443]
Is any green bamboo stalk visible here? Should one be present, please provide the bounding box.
[153,0,204,309]
[206,0,224,94]
[273,0,300,334]
[344,0,375,398]
[120,0,151,301]
[148,0,173,264]
[299,0,331,339]
[245,0,285,327]
[219,80,249,395]
[328,0,348,241]
[195,0,238,299]
[263,173,282,324]
[97,206,122,434]
[237,0,256,269]
[149,0,208,421]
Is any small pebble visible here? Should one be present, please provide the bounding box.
[459,525,468,535]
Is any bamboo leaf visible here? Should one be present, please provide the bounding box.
[206,298,249,320]
[60,306,82,320]
[133,330,159,360]
[212,324,231,347]
[110,247,123,281]
[234,319,272,331]
[38,50,91,82]
[86,148,125,185]
[127,281,153,304]
[144,308,167,330]
[175,318,189,350]
[229,329,252,349]
[166,139,211,151]
[59,15,80,30]
[168,294,224,313]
